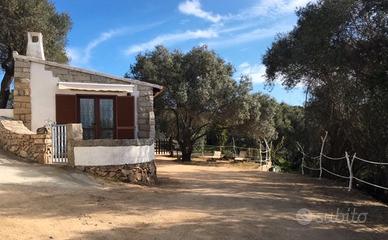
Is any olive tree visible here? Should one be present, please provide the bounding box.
[0,0,72,107]
[128,46,252,161]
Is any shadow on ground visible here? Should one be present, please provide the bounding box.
[0,152,387,239]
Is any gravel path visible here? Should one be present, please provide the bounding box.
[0,153,387,240]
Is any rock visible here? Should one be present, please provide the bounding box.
[19,150,28,158]
[9,146,18,153]
[37,127,49,134]
[108,171,117,178]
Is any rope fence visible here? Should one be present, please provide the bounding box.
[192,143,272,164]
[297,132,388,192]
[155,139,273,165]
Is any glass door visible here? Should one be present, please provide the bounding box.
[78,96,115,139]
[79,98,95,139]
[99,98,114,139]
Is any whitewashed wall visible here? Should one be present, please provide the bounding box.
[30,62,57,132]
[30,61,138,133]
[0,109,14,118]
[73,144,154,166]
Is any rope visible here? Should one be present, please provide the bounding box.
[199,145,269,154]
[322,153,346,160]
[303,152,320,159]
[302,165,320,171]
[354,156,388,166]
[297,141,388,192]
[322,167,350,179]
[353,177,388,191]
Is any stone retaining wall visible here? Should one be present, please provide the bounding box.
[0,117,52,163]
[78,160,157,185]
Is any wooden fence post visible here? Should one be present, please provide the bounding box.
[319,131,328,179]
[346,152,356,191]
[297,142,305,175]
[259,141,263,164]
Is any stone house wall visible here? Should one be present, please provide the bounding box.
[13,55,156,140]
[0,117,52,163]
[45,64,130,84]
[13,58,32,129]
[45,63,155,139]
[137,85,155,139]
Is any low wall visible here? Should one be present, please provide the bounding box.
[0,109,14,118]
[78,160,157,185]
[71,138,154,166]
[0,117,52,163]
[64,126,157,185]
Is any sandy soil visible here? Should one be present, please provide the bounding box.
[0,152,387,240]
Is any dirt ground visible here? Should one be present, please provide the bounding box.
[0,152,387,240]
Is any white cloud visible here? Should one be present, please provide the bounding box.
[207,23,291,49]
[66,47,81,64]
[225,0,313,21]
[237,62,306,88]
[178,0,222,23]
[125,29,218,55]
[249,0,313,16]
[67,22,164,66]
[237,62,267,83]
[67,28,125,66]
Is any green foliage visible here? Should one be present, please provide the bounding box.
[128,46,256,161]
[0,0,72,63]
[263,0,388,199]
[231,92,277,141]
[0,0,72,107]
[273,103,305,169]
[129,45,280,161]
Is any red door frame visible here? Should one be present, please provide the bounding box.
[76,95,117,139]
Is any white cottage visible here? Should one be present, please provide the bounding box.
[1,32,163,184]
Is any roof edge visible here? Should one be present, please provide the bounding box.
[13,52,163,90]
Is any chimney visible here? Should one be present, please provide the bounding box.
[26,32,45,60]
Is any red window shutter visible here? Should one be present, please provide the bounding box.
[116,96,135,139]
[56,94,77,124]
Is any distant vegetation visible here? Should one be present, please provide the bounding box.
[263,0,387,200]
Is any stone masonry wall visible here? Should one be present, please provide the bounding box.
[78,160,157,185]
[13,58,32,129]
[137,85,155,139]
[0,117,52,163]
[45,65,132,84]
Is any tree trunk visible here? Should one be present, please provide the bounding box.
[181,149,192,162]
[168,137,174,157]
[0,70,13,108]
[180,139,193,162]
[1,47,14,109]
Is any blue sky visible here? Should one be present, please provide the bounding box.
[52,0,311,106]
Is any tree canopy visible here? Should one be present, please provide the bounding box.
[263,0,388,199]
[128,45,277,161]
[0,0,72,107]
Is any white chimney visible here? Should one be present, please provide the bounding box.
[26,32,45,60]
